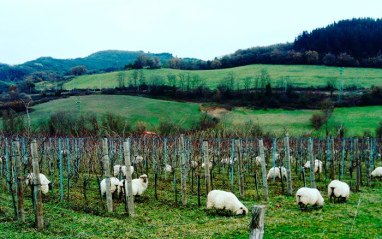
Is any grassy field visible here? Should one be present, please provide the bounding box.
[36,64,382,91]
[28,95,203,130]
[26,95,382,137]
[1,156,381,239]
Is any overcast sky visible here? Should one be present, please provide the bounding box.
[0,0,381,65]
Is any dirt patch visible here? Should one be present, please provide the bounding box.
[200,105,228,118]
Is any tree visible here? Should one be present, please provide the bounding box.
[167,74,177,87]
[304,51,319,64]
[321,99,334,137]
[71,65,87,76]
[117,72,126,88]
[243,77,252,90]
[210,59,222,69]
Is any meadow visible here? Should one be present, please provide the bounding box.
[36,64,382,91]
[27,95,382,137]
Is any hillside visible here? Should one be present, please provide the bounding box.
[0,50,175,83]
[27,95,382,137]
[56,64,382,90]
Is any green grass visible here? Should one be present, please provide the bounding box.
[1,155,381,238]
[49,64,382,91]
[26,95,382,137]
[29,95,203,130]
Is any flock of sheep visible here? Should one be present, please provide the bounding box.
[7,147,382,217]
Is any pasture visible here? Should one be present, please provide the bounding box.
[0,136,381,238]
[36,64,382,91]
[27,95,382,137]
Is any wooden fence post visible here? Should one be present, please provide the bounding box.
[203,140,211,195]
[249,205,266,239]
[259,139,269,202]
[13,139,25,223]
[180,135,187,205]
[31,139,44,231]
[284,134,293,195]
[235,139,245,198]
[308,138,316,188]
[102,138,113,212]
[123,139,134,217]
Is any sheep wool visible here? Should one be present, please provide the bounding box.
[304,159,323,173]
[165,164,174,173]
[267,166,287,180]
[100,177,123,197]
[328,180,350,203]
[121,165,134,177]
[255,156,262,166]
[190,160,198,169]
[202,161,213,169]
[295,187,324,208]
[25,173,52,195]
[371,167,382,178]
[206,190,248,215]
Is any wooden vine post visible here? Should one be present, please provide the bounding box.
[102,138,113,212]
[123,138,135,216]
[284,134,293,195]
[308,138,316,188]
[13,139,25,223]
[249,205,266,239]
[203,140,211,195]
[31,139,44,231]
[235,139,245,198]
[180,135,187,205]
[259,139,269,202]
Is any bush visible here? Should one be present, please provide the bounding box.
[310,113,325,130]
[376,121,382,137]
[134,121,147,135]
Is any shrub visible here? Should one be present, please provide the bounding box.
[376,121,382,137]
[310,113,325,130]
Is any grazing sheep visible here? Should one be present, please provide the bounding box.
[202,161,213,169]
[122,174,149,197]
[100,177,123,198]
[0,156,3,164]
[267,166,287,181]
[190,160,198,169]
[304,159,323,173]
[220,157,237,165]
[132,155,144,165]
[165,164,174,174]
[113,165,134,178]
[328,180,350,203]
[206,190,248,215]
[255,156,262,166]
[371,167,382,179]
[25,173,52,195]
[295,187,324,209]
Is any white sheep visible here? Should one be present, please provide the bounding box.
[267,166,287,181]
[202,161,213,169]
[304,159,323,173]
[100,177,123,198]
[165,164,174,174]
[132,155,144,165]
[328,180,350,203]
[190,160,198,169]
[220,157,237,165]
[122,174,148,196]
[295,187,324,209]
[113,165,134,178]
[255,156,262,166]
[371,167,382,179]
[25,173,52,195]
[206,190,248,215]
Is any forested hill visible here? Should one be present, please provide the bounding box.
[294,18,382,60]
[0,50,174,83]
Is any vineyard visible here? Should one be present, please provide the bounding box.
[1,136,382,238]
